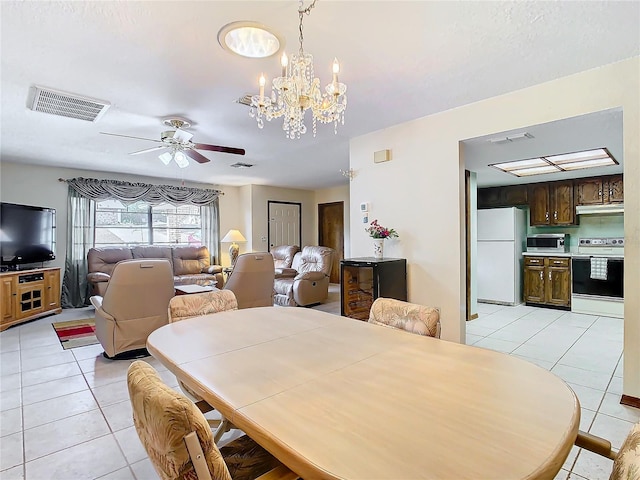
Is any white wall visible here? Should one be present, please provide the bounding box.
[349,57,639,398]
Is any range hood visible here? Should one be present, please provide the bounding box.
[576,204,624,215]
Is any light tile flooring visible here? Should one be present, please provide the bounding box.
[0,291,637,480]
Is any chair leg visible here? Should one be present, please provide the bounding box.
[213,417,234,444]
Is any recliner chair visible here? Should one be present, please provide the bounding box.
[223,253,275,309]
[273,246,335,307]
[271,245,300,278]
[91,259,175,358]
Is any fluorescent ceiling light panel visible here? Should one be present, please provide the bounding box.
[489,147,617,178]
[218,22,282,58]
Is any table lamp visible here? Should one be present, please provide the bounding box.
[221,229,247,266]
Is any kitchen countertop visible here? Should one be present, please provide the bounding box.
[523,251,624,258]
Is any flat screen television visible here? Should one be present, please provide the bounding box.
[0,202,56,268]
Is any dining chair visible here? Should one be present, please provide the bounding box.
[168,289,238,442]
[127,360,298,480]
[575,423,640,480]
[368,297,441,338]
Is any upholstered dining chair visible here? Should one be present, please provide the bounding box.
[368,297,441,338]
[575,422,640,480]
[127,361,298,480]
[223,253,275,309]
[168,290,238,443]
[91,259,175,358]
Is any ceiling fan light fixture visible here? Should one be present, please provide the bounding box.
[174,151,189,169]
[159,152,172,165]
[218,22,282,58]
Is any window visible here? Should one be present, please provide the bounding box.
[94,200,202,247]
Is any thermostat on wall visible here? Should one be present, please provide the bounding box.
[360,202,369,212]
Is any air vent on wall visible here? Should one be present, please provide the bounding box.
[230,162,254,168]
[29,85,111,122]
[235,94,253,107]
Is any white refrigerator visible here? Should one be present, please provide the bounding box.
[477,207,526,305]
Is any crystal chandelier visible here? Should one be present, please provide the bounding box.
[250,0,347,139]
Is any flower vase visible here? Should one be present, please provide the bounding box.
[372,238,384,259]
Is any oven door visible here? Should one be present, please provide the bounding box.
[571,256,624,299]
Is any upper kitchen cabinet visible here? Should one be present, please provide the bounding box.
[528,180,575,226]
[478,185,528,209]
[575,175,623,205]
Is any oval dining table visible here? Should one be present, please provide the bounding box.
[147,306,580,480]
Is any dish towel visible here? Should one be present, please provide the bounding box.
[590,257,608,281]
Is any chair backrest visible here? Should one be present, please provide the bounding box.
[368,298,441,338]
[127,361,232,480]
[223,253,275,309]
[295,246,334,276]
[87,247,134,276]
[169,290,238,323]
[172,245,211,276]
[102,259,175,323]
[611,421,640,480]
[271,245,300,269]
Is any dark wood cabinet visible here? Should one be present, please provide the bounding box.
[575,174,623,205]
[478,185,528,209]
[524,256,570,309]
[528,180,575,226]
[340,258,407,320]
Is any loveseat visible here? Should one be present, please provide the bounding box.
[87,245,223,296]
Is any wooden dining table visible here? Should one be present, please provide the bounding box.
[147,307,580,480]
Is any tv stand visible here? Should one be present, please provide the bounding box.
[1,267,61,331]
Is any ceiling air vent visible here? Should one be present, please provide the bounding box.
[235,94,253,107]
[230,162,254,169]
[29,85,111,122]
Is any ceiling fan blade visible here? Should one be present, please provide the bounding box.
[185,149,211,164]
[100,132,162,143]
[194,143,245,156]
[129,145,168,156]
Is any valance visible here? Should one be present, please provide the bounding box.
[60,177,222,206]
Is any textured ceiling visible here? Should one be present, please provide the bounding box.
[1,1,638,189]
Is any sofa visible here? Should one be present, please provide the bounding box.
[273,246,335,307]
[87,245,223,296]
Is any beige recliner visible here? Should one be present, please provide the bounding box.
[273,246,335,307]
[271,245,300,277]
[91,259,175,358]
[223,253,275,309]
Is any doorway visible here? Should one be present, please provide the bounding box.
[318,201,344,283]
[268,201,301,251]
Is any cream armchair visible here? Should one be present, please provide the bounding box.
[273,246,335,307]
[91,259,175,359]
[271,245,300,278]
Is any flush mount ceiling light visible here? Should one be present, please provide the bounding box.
[218,22,282,58]
[490,148,618,177]
[249,0,347,139]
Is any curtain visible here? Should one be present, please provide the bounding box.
[61,187,95,308]
[62,177,222,206]
[201,199,221,264]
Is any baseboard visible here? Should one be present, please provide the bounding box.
[621,394,640,409]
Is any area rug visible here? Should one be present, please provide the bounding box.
[52,319,99,350]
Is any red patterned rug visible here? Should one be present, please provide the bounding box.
[52,319,98,350]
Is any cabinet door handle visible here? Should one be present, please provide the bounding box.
[554,211,558,220]
[549,272,552,281]
[610,187,613,197]
[545,211,549,221]
[540,271,543,281]
[598,189,602,197]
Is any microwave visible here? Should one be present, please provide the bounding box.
[526,234,569,253]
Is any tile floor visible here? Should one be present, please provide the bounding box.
[0,290,637,480]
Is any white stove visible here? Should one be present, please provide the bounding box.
[572,237,624,318]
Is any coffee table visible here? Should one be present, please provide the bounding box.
[174,284,217,295]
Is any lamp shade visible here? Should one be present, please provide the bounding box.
[221,229,247,243]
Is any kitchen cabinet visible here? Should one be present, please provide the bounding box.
[0,267,62,331]
[523,256,571,308]
[340,258,407,320]
[478,185,528,209]
[575,174,623,205]
[528,180,575,226]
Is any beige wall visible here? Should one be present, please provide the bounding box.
[349,57,639,398]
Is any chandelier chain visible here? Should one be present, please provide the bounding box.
[298,0,317,54]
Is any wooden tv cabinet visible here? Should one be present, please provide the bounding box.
[0,267,62,331]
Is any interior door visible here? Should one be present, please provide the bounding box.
[318,201,344,283]
[268,201,301,251]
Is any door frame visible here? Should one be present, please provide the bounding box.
[318,201,345,284]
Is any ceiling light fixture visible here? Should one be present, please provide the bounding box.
[159,149,190,169]
[249,0,347,139]
[218,22,282,58]
[490,148,618,177]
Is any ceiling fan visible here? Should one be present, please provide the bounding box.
[101,118,245,168]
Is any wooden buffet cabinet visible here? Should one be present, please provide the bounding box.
[340,258,407,320]
[0,267,62,331]
[523,256,571,309]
